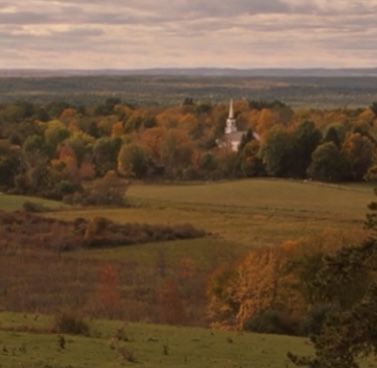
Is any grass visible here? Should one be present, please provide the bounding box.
[0,179,372,275]
[128,179,373,218]
[2,179,371,268]
[0,312,312,368]
[0,180,375,366]
[0,193,68,211]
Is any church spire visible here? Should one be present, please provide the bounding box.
[225,99,237,135]
[229,99,234,119]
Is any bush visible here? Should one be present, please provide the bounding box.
[23,201,48,213]
[244,309,299,335]
[64,171,128,206]
[300,304,333,336]
[53,310,89,335]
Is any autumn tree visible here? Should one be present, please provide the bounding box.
[255,104,293,134]
[111,121,124,137]
[56,143,79,179]
[159,130,194,178]
[59,107,79,130]
[207,243,305,331]
[93,264,123,318]
[341,132,375,180]
[157,278,186,324]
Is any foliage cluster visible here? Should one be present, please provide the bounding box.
[1,99,377,201]
[53,309,90,335]
[0,210,206,252]
[206,230,367,337]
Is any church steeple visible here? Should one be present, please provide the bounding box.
[225,99,237,134]
[229,99,234,119]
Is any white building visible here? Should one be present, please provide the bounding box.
[222,99,245,151]
[218,99,260,152]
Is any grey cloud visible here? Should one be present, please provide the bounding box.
[0,11,52,24]
[0,0,376,68]
[1,0,377,27]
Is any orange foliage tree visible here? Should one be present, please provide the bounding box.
[92,264,123,318]
[156,278,186,325]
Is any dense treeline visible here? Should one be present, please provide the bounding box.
[1,98,377,201]
[1,75,377,107]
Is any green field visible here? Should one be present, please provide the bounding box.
[0,179,375,367]
[53,179,374,253]
[0,179,373,265]
[0,312,312,368]
[0,193,68,212]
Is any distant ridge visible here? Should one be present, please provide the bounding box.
[1,68,377,78]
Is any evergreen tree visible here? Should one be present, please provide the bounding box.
[289,197,377,367]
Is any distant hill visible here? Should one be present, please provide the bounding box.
[1,68,377,78]
[1,70,377,107]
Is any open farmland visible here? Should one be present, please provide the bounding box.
[0,312,312,368]
[53,179,374,251]
[0,179,375,367]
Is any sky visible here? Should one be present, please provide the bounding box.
[0,0,377,69]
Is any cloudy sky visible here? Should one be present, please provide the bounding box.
[0,0,377,69]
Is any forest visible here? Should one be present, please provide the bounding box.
[1,98,377,203]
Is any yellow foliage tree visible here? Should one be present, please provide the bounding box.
[207,241,306,330]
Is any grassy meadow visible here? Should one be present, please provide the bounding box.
[0,179,375,367]
[0,193,68,212]
[0,312,312,368]
[55,178,374,255]
[0,178,373,278]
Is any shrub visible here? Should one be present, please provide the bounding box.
[53,310,89,335]
[300,304,333,336]
[23,201,48,213]
[64,171,128,206]
[244,309,299,335]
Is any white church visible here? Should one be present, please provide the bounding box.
[219,99,260,152]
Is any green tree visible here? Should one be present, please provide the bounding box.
[307,142,349,182]
[44,120,70,151]
[64,132,94,165]
[290,195,377,368]
[291,121,322,177]
[239,140,264,177]
[259,127,294,177]
[23,135,47,156]
[118,144,148,178]
[93,137,122,176]
[0,154,20,188]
